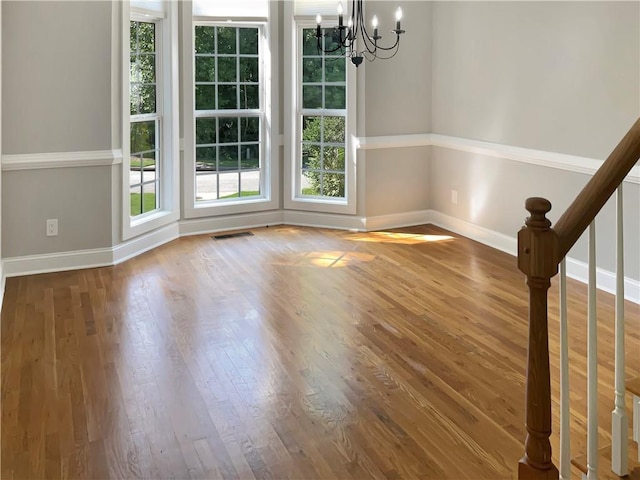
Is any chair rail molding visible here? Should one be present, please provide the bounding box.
[1,149,123,171]
[355,133,640,184]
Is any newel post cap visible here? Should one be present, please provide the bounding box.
[518,197,559,278]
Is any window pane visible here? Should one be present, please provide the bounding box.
[240,144,259,169]
[196,118,217,145]
[239,28,258,55]
[239,57,258,83]
[138,54,156,83]
[130,185,143,216]
[130,153,144,186]
[139,84,156,114]
[239,85,259,109]
[302,144,320,169]
[217,27,236,55]
[302,117,321,142]
[131,120,155,153]
[302,29,319,56]
[218,85,237,109]
[325,58,345,82]
[240,117,259,142]
[302,58,323,83]
[130,55,139,82]
[323,29,343,56]
[324,116,345,143]
[218,118,238,143]
[322,173,345,197]
[219,172,240,198]
[196,146,217,170]
[195,26,215,54]
[138,22,155,53]
[142,182,158,213]
[130,22,138,52]
[195,57,215,82]
[303,85,322,109]
[219,145,239,170]
[218,56,237,82]
[130,85,140,115]
[240,172,260,196]
[301,171,321,195]
[195,85,216,110]
[324,147,345,171]
[196,172,218,201]
[325,86,345,109]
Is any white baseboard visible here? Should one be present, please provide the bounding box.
[565,257,640,305]
[3,247,114,278]
[179,210,284,236]
[429,210,640,304]
[0,261,5,314]
[428,210,518,256]
[364,210,432,231]
[283,210,366,231]
[3,223,180,278]
[113,222,180,265]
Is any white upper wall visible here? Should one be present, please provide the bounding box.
[2,1,113,154]
[431,1,640,159]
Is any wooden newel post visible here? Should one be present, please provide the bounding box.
[517,197,560,480]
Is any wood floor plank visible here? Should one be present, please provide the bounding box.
[2,224,639,479]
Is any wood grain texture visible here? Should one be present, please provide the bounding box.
[2,224,639,479]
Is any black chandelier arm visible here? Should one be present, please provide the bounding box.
[314,0,405,64]
[353,0,401,55]
[361,40,401,63]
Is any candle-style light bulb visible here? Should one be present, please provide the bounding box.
[372,14,379,39]
[395,7,402,31]
[338,2,343,15]
[316,13,322,25]
[338,2,343,27]
[316,14,322,38]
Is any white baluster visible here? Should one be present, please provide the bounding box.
[559,258,571,480]
[635,395,640,461]
[611,185,628,476]
[587,221,598,480]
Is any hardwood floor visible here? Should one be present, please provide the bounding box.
[1,224,639,479]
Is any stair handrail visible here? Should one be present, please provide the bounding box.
[555,118,640,259]
[517,117,640,480]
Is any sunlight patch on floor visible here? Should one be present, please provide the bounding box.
[347,231,455,245]
[273,250,376,268]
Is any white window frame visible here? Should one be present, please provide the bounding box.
[122,1,179,241]
[284,6,357,215]
[182,2,279,219]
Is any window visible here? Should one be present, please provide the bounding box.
[284,6,356,214]
[129,20,159,216]
[194,25,262,201]
[183,0,278,219]
[299,28,346,198]
[123,0,179,240]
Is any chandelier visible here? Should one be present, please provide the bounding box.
[315,0,405,67]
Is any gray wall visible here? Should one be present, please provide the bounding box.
[1,1,114,257]
[2,1,113,154]
[361,1,432,217]
[430,1,640,279]
[3,168,113,256]
[432,1,639,159]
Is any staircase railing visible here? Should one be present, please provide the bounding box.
[517,118,640,480]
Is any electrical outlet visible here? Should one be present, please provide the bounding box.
[46,219,58,237]
[451,189,458,205]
